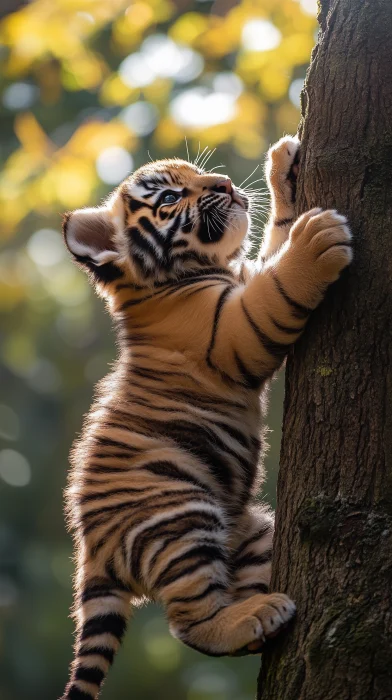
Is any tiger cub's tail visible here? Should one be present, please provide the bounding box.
[61,579,132,700]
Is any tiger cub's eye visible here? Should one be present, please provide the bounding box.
[161,191,180,205]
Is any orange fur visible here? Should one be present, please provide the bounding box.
[60,138,352,699]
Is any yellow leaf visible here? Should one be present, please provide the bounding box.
[169,13,208,45]
[275,101,301,133]
[143,79,172,106]
[280,34,314,65]
[100,75,138,106]
[233,130,265,159]
[153,118,184,150]
[65,121,134,158]
[260,65,290,101]
[51,156,97,208]
[14,113,52,156]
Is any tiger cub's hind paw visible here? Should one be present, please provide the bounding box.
[228,592,296,656]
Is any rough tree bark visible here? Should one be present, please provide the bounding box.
[257,1,392,699]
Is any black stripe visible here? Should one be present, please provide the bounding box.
[115,281,145,291]
[128,226,160,260]
[235,550,272,568]
[144,460,210,491]
[79,487,149,504]
[105,559,132,592]
[174,251,215,266]
[170,582,226,604]
[234,524,273,557]
[184,605,225,630]
[120,275,231,312]
[166,212,183,246]
[213,420,249,448]
[130,511,224,581]
[148,533,222,576]
[132,251,153,277]
[126,380,246,411]
[75,666,105,686]
[74,257,123,283]
[268,314,304,335]
[182,282,222,299]
[85,465,130,473]
[64,684,93,700]
[206,285,233,367]
[235,582,269,594]
[141,419,234,489]
[271,272,312,319]
[81,613,127,641]
[94,436,137,452]
[274,217,293,227]
[139,216,166,245]
[153,267,233,285]
[81,583,118,604]
[131,364,201,384]
[78,646,115,664]
[234,351,265,390]
[83,490,207,530]
[158,558,219,590]
[129,198,151,213]
[156,544,227,588]
[182,205,193,233]
[241,300,290,360]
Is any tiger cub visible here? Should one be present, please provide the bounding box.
[60,136,352,700]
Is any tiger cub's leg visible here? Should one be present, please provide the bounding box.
[230,504,274,601]
[149,502,294,656]
[260,135,300,261]
[61,555,132,700]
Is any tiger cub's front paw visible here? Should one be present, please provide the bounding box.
[290,208,353,283]
[266,135,300,214]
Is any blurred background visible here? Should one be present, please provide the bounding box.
[0,1,316,698]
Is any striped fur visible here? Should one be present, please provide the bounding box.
[60,137,352,699]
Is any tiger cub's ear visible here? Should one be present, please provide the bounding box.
[63,207,119,266]
[62,193,125,285]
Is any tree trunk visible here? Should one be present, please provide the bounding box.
[258,1,392,699]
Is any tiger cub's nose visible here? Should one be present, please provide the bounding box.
[211,178,233,195]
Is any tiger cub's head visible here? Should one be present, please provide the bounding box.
[63,158,249,291]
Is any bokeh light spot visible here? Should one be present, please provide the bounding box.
[0,404,20,441]
[26,358,62,394]
[171,88,237,128]
[300,0,319,16]
[27,229,66,267]
[96,147,133,185]
[289,78,305,107]
[0,449,31,487]
[119,101,159,136]
[242,20,282,52]
[3,82,38,110]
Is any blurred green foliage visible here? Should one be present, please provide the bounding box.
[0,0,316,698]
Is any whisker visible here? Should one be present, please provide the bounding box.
[242,177,268,188]
[195,146,209,167]
[185,136,190,163]
[200,148,216,170]
[207,164,226,172]
[193,141,201,166]
[239,164,260,188]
